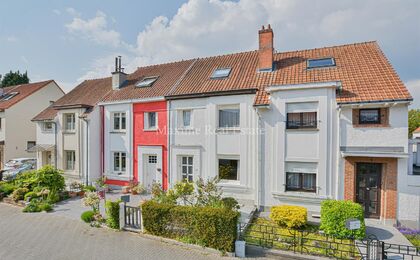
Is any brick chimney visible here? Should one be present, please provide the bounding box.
[112,56,127,90]
[258,24,274,72]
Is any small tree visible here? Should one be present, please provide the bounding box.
[1,70,29,87]
[409,109,420,137]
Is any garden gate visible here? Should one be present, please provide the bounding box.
[123,205,141,232]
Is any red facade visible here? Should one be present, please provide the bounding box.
[133,101,168,190]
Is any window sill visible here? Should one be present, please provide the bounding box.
[353,124,390,128]
[286,128,319,132]
[41,130,54,134]
[63,131,76,134]
[105,174,131,181]
[272,191,329,203]
[110,131,126,134]
[143,128,158,132]
[216,128,241,133]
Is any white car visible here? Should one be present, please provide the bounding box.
[3,158,36,171]
[1,158,36,180]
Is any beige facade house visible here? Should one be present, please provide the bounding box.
[0,80,64,169]
[33,78,112,184]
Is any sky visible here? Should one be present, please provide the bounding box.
[1,0,419,106]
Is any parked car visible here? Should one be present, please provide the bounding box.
[1,158,36,181]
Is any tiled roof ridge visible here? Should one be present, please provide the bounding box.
[274,40,378,56]
[135,58,197,70]
[3,79,53,91]
[84,76,111,82]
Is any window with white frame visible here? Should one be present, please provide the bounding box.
[285,162,317,193]
[218,105,240,128]
[112,112,126,131]
[65,150,76,170]
[42,122,53,132]
[179,110,192,128]
[113,152,126,173]
[144,112,157,130]
[180,156,193,182]
[218,157,239,181]
[64,113,75,131]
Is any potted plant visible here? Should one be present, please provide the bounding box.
[69,181,83,197]
[122,186,130,194]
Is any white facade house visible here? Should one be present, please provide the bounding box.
[169,94,259,203]
[0,80,64,169]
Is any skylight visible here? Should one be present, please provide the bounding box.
[1,92,18,101]
[136,76,159,87]
[211,68,231,79]
[307,58,335,69]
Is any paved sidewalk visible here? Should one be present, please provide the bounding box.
[0,203,233,260]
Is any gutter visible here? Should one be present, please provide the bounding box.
[165,89,257,100]
[338,98,412,106]
[98,96,165,106]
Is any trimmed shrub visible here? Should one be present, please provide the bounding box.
[320,200,365,239]
[270,205,307,229]
[105,200,120,229]
[0,183,16,195]
[142,200,239,252]
[10,188,29,201]
[81,210,95,223]
[221,197,240,210]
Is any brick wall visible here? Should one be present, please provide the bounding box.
[344,157,397,220]
[352,107,389,127]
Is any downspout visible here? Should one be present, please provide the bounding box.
[52,121,57,168]
[82,117,89,186]
[335,105,342,199]
[167,100,171,189]
[255,107,263,210]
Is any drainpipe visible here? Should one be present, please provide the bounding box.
[52,121,57,169]
[255,108,263,210]
[335,105,342,199]
[82,117,89,186]
[167,100,171,190]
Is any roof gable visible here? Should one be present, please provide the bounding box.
[0,80,54,110]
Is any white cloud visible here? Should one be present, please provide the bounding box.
[66,10,121,47]
[74,0,420,85]
[406,79,420,109]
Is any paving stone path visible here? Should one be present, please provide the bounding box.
[0,203,235,260]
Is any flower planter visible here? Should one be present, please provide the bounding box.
[78,191,85,197]
[122,186,131,194]
[69,191,78,198]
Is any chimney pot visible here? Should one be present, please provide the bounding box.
[112,56,127,89]
[258,25,274,72]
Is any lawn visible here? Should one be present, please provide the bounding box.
[242,217,360,259]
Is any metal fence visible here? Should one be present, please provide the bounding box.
[238,222,420,260]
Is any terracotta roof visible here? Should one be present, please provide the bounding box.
[414,127,420,133]
[166,41,411,105]
[0,80,54,110]
[32,105,58,121]
[53,77,112,108]
[102,60,195,102]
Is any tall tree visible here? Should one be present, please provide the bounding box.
[408,109,420,137]
[0,70,29,88]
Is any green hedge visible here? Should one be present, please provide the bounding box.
[105,200,120,229]
[320,200,366,239]
[142,200,239,252]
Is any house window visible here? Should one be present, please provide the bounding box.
[181,110,191,128]
[148,155,157,164]
[218,158,239,181]
[219,106,240,128]
[286,172,316,192]
[307,58,335,69]
[27,141,36,150]
[144,112,157,130]
[65,150,76,170]
[64,113,75,131]
[42,122,53,132]
[286,112,317,129]
[113,152,126,173]
[211,68,231,79]
[136,76,159,87]
[359,109,380,124]
[181,156,193,182]
[112,112,126,131]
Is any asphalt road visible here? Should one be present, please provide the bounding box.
[0,203,236,260]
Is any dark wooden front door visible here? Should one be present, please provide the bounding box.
[356,163,381,218]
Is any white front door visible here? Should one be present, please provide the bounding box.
[138,146,163,189]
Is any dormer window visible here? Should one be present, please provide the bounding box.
[136,76,158,87]
[211,68,231,79]
[307,58,335,69]
[1,92,18,101]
